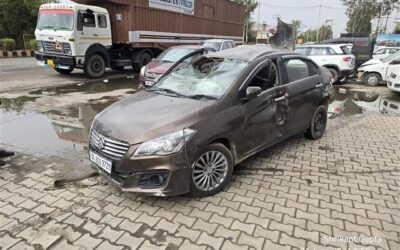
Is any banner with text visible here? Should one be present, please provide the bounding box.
[149,0,195,15]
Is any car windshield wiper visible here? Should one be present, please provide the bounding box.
[186,94,219,100]
[148,87,186,98]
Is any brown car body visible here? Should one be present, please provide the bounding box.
[89,46,333,196]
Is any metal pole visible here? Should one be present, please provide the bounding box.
[316,5,322,43]
[256,3,261,44]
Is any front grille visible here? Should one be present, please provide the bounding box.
[90,129,130,159]
[40,40,71,54]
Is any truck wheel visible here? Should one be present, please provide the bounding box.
[132,52,152,72]
[54,67,74,75]
[327,68,339,83]
[189,143,233,197]
[84,54,106,78]
[363,73,381,86]
[305,105,327,140]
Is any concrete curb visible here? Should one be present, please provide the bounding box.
[0,50,35,58]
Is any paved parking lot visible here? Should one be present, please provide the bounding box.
[1,110,399,249]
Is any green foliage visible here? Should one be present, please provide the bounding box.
[291,20,302,36]
[1,38,16,50]
[298,25,333,43]
[0,0,44,40]
[26,39,37,50]
[341,0,399,34]
[232,0,258,42]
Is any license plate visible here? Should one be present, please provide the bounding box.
[89,151,112,174]
[47,59,55,67]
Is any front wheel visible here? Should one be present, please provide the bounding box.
[189,143,233,197]
[54,67,74,75]
[305,105,327,140]
[84,54,106,78]
[363,73,381,86]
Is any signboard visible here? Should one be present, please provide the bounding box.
[376,34,400,47]
[149,0,195,15]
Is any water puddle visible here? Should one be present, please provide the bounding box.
[328,87,400,118]
[1,77,139,155]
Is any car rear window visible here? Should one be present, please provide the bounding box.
[340,46,352,55]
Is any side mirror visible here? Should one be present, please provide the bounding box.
[244,86,262,100]
[390,60,400,65]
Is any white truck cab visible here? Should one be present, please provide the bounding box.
[35,2,113,78]
[357,50,400,86]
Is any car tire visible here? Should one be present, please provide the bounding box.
[189,143,233,197]
[84,54,106,78]
[54,67,74,75]
[305,105,327,140]
[363,73,381,86]
[132,51,152,72]
[327,68,339,83]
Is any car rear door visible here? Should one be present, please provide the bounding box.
[280,56,323,133]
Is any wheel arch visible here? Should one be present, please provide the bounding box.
[209,138,238,165]
[322,64,340,71]
[85,44,111,67]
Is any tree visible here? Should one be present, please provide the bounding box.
[232,0,258,43]
[341,0,399,34]
[318,25,333,41]
[0,0,44,40]
[291,20,302,37]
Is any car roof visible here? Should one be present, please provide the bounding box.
[201,39,232,43]
[170,45,203,49]
[206,45,299,62]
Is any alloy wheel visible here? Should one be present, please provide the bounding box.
[192,151,228,191]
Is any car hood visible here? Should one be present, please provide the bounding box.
[360,58,382,68]
[92,91,214,144]
[145,61,175,74]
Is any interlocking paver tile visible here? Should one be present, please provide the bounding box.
[0,114,399,249]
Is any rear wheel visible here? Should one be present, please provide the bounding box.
[327,68,339,83]
[363,73,381,86]
[189,143,233,197]
[54,67,74,75]
[84,54,106,78]
[132,51,152,72]
[305,105,327,140]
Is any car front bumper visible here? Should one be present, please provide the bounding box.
[35,53,75,69]
[387,80,400,92]
[89,145,192,196]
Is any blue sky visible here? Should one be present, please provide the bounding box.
[251,0,349,37]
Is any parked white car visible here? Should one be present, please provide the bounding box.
[387,67,400,92]
[373,47,400,60]
[295,44,355,83]
[357,50,400,86]
[199,39,236,51]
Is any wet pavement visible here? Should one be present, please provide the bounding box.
[1,80,400,157]
[1,80,400,249]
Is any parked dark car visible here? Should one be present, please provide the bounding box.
[89,45,333,197]
[138,46,213,88]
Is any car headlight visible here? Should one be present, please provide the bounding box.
[133,128,196,156]
[140,66,146,77]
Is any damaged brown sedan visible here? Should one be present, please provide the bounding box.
[89,45,333,197]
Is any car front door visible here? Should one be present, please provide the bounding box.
[281,56,323,133]
[238,60,289,157]
[76,11,98,56]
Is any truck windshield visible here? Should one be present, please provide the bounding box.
[381,50,400,63]
[151,57,248,99]
[37,10,74,31]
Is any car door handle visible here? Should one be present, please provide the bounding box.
[315,83,323,88]
[274,96,285,102]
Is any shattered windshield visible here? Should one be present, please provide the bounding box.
[151,57,248,99]
[37,10,74,31]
